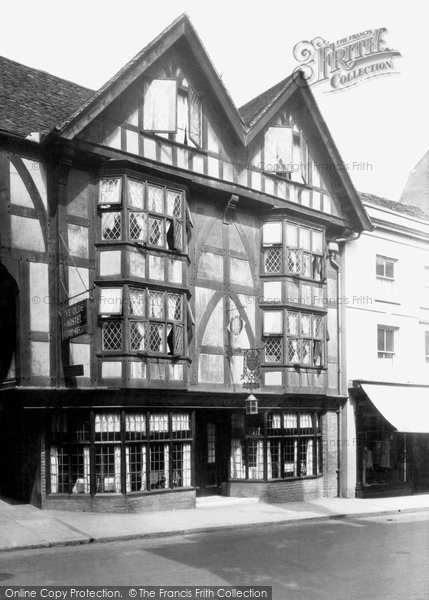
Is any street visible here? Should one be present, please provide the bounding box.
[0,511,428,600]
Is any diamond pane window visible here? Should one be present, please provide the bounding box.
[128,180,145,209]
[149,323,164,352]
[166,191,182,218]
[167,293,182,320]
[287,338,301,363]
[130,322,147,351]
[99,178,122,205]
[102,321,123,351]
[287,312,298,335]
[302,253,311,277]
[173,324,184,355]
[148,186,164,213]
[189,87,202,147]
[301,314,311,336]
[149,217,164,246]
[264,248,282,273]
[302,340,311,364]
[101,212,121,240]
[288,249,301,274]
[265,337,282,363]
[129,288,145,316]
[313,315,323,338]
[149,291,164,318]
[129,212,147,241]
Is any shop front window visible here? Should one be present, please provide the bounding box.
[230,410,322,481]
[48,411,193,496]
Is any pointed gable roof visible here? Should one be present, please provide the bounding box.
[239,75,294,128]
[56,13,246,142]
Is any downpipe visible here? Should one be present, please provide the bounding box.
[328,231,361,497]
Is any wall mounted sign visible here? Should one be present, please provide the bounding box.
[61,299,88,341]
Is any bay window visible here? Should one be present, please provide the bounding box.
[262,221,324,279]
[48,411,193,495]
[262,309,324,367]
[230,411,322,481]
[98,176,186,252]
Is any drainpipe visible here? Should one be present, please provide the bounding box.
[328,231,361,497]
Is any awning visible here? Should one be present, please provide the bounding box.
[361,384,429,433]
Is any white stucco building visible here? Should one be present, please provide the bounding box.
[341,193,429,498]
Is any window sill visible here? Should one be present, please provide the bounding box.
[374,298,401,306]
[229,475,323,483]
[48,487,195,498]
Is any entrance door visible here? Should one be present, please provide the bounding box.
[412,435,429,493]
[195,412,229,496]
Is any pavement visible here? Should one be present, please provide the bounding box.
[1,493,429,553]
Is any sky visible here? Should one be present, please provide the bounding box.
[1,0,427,201]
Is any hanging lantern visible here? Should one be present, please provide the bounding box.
[245,393,258,415]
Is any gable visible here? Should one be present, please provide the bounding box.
[53,15,371,232]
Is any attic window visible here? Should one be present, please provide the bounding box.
[143,79,177,132]
[263,127,293,174]
[143,78,202,147]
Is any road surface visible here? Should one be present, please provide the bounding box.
[0,511,428,600]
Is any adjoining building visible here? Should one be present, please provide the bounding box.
[342,193,429,498]
[0,14,371,512]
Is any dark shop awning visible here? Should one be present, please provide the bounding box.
[361,384,429,433]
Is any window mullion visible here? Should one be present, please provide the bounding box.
[89,411,96,497]
[120,410,126,494]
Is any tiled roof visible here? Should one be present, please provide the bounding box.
[0,55,94,137]
[239,75,294,127]
[359,192,429,221]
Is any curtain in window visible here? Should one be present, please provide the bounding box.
[255,440,264,480]
[95,414,120,434]
[50,447,58,493]
[114,445,121,493]
[306,440,314,476]
[140,446,147,491]
[126,414,146,434]
[83,447,90,493]
[150,414,169,432]
[267,441,272,479]
[172,414,190,432]
[164,444,170,489]
[143,79,177,132]
[126,446,131,493]
[230,439,245,479]
[300,413,312,428]
[183,443,191,487]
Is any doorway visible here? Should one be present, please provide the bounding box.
[195,411,230,496]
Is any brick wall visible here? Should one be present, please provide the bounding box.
[228,477,323,503]
[42,489,196,513]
